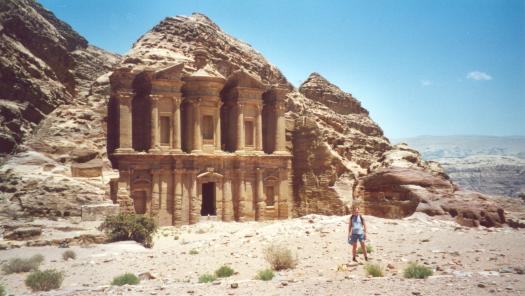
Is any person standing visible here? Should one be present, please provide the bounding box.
[348,206,368,262]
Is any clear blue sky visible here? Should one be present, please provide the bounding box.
[40,0,525,139]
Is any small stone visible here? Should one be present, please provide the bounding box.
[478,283,486,288]
[412,292,421,296]
[230,283,238,289]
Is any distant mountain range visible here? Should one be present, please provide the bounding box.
[393,136,525,197]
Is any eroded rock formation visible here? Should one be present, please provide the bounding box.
[0,0,119,154]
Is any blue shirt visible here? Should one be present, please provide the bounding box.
[351,215,364,235]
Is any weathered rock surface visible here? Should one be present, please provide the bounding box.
[0,0,119,154]
[354,144,513,227]
[397,135,525,197]
[120,13,289,87]
[0,0,119,220]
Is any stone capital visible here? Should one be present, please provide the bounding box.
[149,95,161,103]
[115,90,134,101]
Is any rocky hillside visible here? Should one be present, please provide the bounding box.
[0,0,118,154]
[0,7,523,228]
[397,136,525,197]
[0,0,120,220]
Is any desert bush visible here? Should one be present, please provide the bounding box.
[25,269,64,292]
[111,273,140,286]
[364,263,384,277]
[404,262,433,279]
[357,244,374,254]
[189,248,199,255]
[98,213,158,248]
[198,273,216,283]
[255,269,274,281]
[2,254,44,274]
[0,283,5,296]
[264,244,297,271]
[62,250,76,261]
[215,265,234,278]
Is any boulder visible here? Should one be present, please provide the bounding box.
[71,159,103,177]
[3,226,42,240]
[81,203,119,221]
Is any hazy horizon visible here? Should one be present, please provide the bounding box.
[39,0,525,139]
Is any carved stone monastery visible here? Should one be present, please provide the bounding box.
[107,49,292,226]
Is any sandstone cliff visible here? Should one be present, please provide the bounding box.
[0,0,119,154]
[0,0,119,219]
[0,8,522,227]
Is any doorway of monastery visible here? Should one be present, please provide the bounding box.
[201,182,216,216]
[132,190,147,214]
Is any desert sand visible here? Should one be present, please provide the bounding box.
[1,213,524,295]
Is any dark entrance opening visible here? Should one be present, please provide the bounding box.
[132,190,147,214]
[201,182,216,216]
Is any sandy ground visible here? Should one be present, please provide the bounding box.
[1,213,524,295]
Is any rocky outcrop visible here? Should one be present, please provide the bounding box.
[0,0,119,154]
[0,0,119,220]
[288,73,391,216]
[120,13,289,87]
[354,144,509,227]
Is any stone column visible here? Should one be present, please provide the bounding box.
[116,169,134,212]
[151,170,161,219]
[236,103,245,152]
[237,169,245,221]
[149,96,160,153]
[215,101,222,152]
[277,168,290,219]
[189,171,199,224]
[255,104,263,152]
[173,168,183,225]
[215,182,223,219]
[222,173,233,222]
[274,102,287,154]
[255,168,266,221]
[172,96,182,153]
[115,91,134,153]
[192,99,202,153]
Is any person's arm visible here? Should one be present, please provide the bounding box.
[362,216,367,239]
[348,217,353,236]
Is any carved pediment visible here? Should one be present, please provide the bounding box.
[154,63,184,80]
[197,170,224,181]
[224,70,265,90]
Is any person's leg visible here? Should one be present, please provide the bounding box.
[352,242,358,261]
[360,240,368,260]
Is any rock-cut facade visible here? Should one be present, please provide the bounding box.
[107,49,292,226]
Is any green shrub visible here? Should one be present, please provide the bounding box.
[215,265,234,278]
[404,262,433,279]
[198,273,216,283]
[111,273,140,286]
[25,269,64,292]
[189,248,199,255]
[0,283,5,296]
[2,254,44,274]
[98,213,158,248]
[264,244,297,271]
[62,250,76,261]
[364,263,384,277]
[357,244,374,254]
[255,269,274,281]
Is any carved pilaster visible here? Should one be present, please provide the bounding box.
[255,168,265,221]
[274,102,287,154]
[222,172,233,222]
[192,99,202,153]
[189,170,199,224]
[151,169,161,219]
[215,101,223,152]
[172,96,182,153]
[255,104,263,153]
[149,95,160,153]
[236,103,245,153]
[115,91,134,153]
